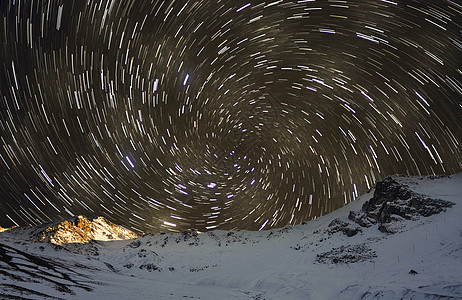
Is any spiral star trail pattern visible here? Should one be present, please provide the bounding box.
[0,0,461,234]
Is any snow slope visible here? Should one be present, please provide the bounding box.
[1,174,461,300]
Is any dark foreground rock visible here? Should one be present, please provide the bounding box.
[349,176,454,233]
[328,218,362,237]
[316,244,377,264]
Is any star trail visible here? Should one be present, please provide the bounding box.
[1,0,461,234]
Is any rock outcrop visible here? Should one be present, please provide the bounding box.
[29,215,138,245]
[349,176,455,233]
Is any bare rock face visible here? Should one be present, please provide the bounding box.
[349,176,454,233]
[30,215,138,245]
[328,219,362,237]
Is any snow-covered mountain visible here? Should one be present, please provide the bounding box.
[1,215,137,245]
[1,174,461,299]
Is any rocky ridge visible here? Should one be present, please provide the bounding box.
[348,176,455,233]
[5,215,138,246]
[35,215,138,245]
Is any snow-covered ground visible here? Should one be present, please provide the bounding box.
[1,174,461,299]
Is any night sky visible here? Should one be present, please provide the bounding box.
[1,0,461,234]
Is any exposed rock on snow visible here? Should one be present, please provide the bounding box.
[8,215,138,245]
[348,176,454,233]
[327,218,362,237]
[316,244,377,264]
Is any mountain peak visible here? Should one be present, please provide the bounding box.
[29,215,138,245]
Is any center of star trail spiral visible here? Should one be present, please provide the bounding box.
[0,0,461,233]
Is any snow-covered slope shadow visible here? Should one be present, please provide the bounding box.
[1,174,461,299]
[0,242,97,299]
